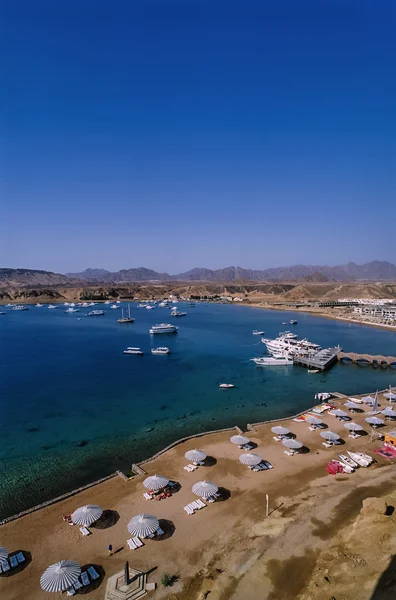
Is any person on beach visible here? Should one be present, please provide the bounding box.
[108,544,112,556]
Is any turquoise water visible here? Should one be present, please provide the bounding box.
[0,302,395,519]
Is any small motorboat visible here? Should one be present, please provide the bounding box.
[110,304,119,309]
[123,347,144,355]
[0,311,5,315]
[308,369,320,374]
[290,320,298,325]
[65,307,79,313]
[252,330,264,335]
[219,383,235,389]
[151,347,170,355]
[48,304,57,309]
[87,310,105,316]
[282,321,288,325]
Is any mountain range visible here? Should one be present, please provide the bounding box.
[66,261,396,283]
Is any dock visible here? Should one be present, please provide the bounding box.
[338,352,396,367]
[293,347,341,371]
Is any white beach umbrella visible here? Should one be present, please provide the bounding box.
[271,426,290,436]
[320,431,340,442]
[384,392,396,402]
[0,547,8,560]
[40,560,81,593]
[185,449,207,463]
[305,415,322,425]
[127,514,159,538]
[361,395,376,404]
[344,402,362,411]
[239,453,262,466]
[230,435,249,446]
[282,438,303,450]
[143,475,169,492]
[382,407,396,418]
[192,480,219,499]
[71,504,103,527]
[344,422,364,432]
[365,416,385,427]
[329,409,348,418]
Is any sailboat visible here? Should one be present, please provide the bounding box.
[117,304,135,323]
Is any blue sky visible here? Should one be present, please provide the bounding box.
[2,0,395,273]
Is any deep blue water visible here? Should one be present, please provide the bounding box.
[0,302,395,518]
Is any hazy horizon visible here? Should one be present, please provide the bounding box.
[2,1,395,272]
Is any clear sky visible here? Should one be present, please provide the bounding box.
[2,0,395,274]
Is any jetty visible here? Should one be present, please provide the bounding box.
[338,351,396,367]
[293,346,341,371]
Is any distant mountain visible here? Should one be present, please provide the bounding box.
[0,268,73,288]
[66,267,171,283]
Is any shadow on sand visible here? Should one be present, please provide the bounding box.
[0,551,32,577]
[79,564,105,594]
[370,554,396,599]
[93,510,120,530]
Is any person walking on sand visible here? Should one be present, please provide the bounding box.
[108,544,113,556]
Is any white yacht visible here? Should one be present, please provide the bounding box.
[170,309,187,317]
[151,347,170,355]
[48,304,57,309]
[87,309,105,316]
[262,336,321,357]
[65,307,79,313]
[252,330,264,335]
[158,302,166,307]
[279,331,297,339]
[104,300,111,304]
[110,304,119,309]
[251,355,293,366]
[81,302,90,307]
[145,305,155,310]
[36,303,43,307]
[12,305,29,311]
[64,302,70,306]
[149,323,178,334]
[123,347,144,355]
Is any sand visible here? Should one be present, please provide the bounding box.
[1,391,396,600]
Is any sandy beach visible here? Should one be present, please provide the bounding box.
[1,390,396,600]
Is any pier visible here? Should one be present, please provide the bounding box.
[338,351,396,367]
[293,347,341,371]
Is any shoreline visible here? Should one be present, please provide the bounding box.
[1,386,388,527]
[248,302,396,332]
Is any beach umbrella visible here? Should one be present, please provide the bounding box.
[344,422,364,432]
[329,409,348,418]
[71,504,103,527]
[127,514,159,538]
[239,453,262,466]
[384,391,396,402]
[362,395,376,404]
[344,402,362,411]
[230,435,249,446]
[382,407,396,418]
[192,480,218,499]
[143,475,169,492]
[40,560,81,593]
[305,415,322,425]
[185,449,207,463]
[282,438,303,450]
[365,416,385,427]
[320,431,340,442]
[0,547,8,560]
[271,426,290,436]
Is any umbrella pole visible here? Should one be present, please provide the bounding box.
[266,494,269,518]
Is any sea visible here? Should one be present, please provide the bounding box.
[1,302,395,519]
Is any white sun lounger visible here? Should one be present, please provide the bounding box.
[81,571,90,586]
[16,552,25,564]
[143,492,152,500]
[127,538,138,550]
[273,436,281,442]
[191,501,201,510]
[9,555,18,568]
[80,526,91,536]
[184,504,195,514]
[133,536,144,547]
[322,442,332,448]
[66,586,76,596]
[284,450,294,456]
[88,566,100,580]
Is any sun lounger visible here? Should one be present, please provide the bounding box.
[133,536,144,547]
[66,586,76,596]
[127,538,137,550]
[16,552,25,564]
[196,499,206,508]
[273,436,281,442]
[0,560,10,572]
[80,526,91,536]
[264,461,273,469]
[81,571,90,586]
[9,555,18,568]
[88,566,99,580]
[156,527,165,536]
[191,501,201,509]
[74,579,83,590]
[322,442,332,448]
[143,492,152,500]
[207,496,216,503]
[284,450,294,456]
[184,505,194,514]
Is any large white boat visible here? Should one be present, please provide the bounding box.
[88,309,105,316]
[251,355,293,366]
[12,305,29,311]
[151,347,170,355]
[123,347,144,355]
[65,307,79,313]
[262,335,321,357]
[149,323,178,334]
